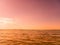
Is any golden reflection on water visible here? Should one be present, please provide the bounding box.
[0,30,60,45]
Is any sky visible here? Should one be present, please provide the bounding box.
[0,0,60,29]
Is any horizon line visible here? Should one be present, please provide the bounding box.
[0,29,60,30]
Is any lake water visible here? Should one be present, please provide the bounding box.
[0,29,60,45]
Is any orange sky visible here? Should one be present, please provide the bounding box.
[0,0,60,29]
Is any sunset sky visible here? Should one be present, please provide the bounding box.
[0,0,60,29]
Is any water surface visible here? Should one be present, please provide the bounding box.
[0,29,60,45]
